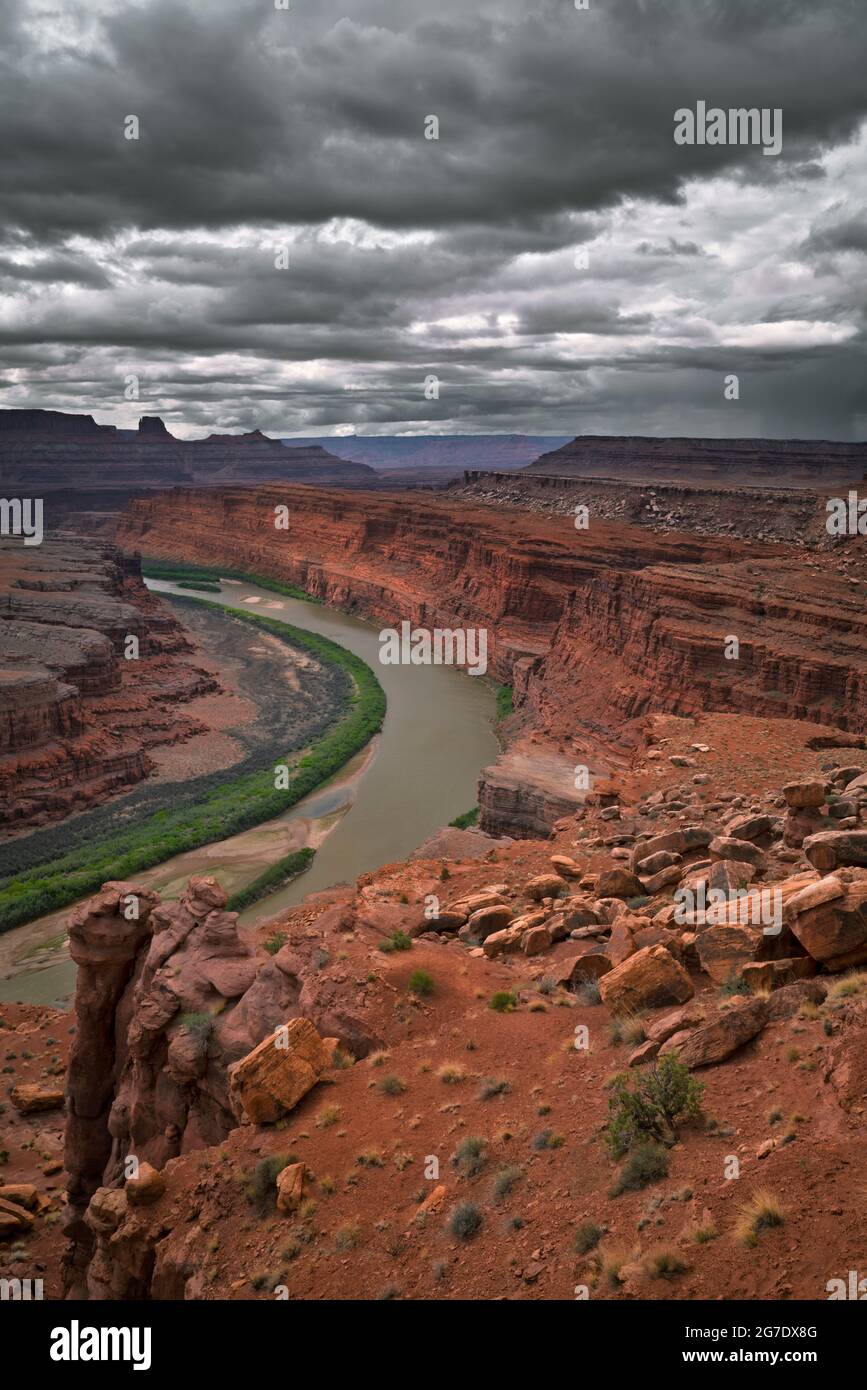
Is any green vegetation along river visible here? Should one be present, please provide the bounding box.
[0,575,499,1005]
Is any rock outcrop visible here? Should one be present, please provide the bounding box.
[0,537,219,832]
[61,876,378,1295]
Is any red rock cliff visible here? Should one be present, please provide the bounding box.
[0,538,220,834]
[117,486,867,832]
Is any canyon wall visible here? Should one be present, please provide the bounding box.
[117,485,867,834]
[0,537,220,834]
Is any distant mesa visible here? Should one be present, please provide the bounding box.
[0,406,377,528]
[137,415,171,438]
[520,434,867,489]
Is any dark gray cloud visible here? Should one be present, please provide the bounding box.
[0,0,865,437]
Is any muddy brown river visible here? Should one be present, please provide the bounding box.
[0,576,499,1006]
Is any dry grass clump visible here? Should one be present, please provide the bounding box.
[733,1188,786,1247]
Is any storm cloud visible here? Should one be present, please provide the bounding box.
[0,0,865,438]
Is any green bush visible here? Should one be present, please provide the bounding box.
[489,991,517,1013]
[451,1136,487,1178]
[226,848,314,913]
[408,970,434,998]
[606,1056,704,1160]
[449,807,479,829]
[610,1141,669,1196]
[573,1221,603,1254]
[449,1202,483,1240]
[379,930,412,954]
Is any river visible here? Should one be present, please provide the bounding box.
[0,576,499,1006]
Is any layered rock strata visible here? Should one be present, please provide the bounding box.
[0,538,219,833]
[117,486,867,834]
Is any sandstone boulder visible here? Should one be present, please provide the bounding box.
[126,1161,166,1207]
[0,1196,35,1236]
[765,978,827,1021]
[596,868,644,900]
[10,1083,64,1115]
[550,855,584,879]
[635,850,682,875]
[696,925,763,984]
[276,1161,306,1214]
[660,997,768,1069]
[739,957,816,993]
[631,827,711,870]
[466,904,513,939]
[482,924,524,958]
[709,836,767,870]
[803,830,867,872]
[724,813,772,842]
[524,874,566,902]
[783,780,827,809]
[552,952,612,989]
[785,868,867,970]
[598,945,693,1014]
[228,1018,334,1125]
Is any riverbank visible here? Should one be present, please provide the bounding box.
[0,596,385,933]
[0,573,499,1006]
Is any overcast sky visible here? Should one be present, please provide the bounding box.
[0,0,865,439]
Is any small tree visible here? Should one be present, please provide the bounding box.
[606,1056,704,1159]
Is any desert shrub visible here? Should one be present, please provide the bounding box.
[355,1150,385,1168]
[532,1128,565,1151]
[408,970,434,998]
[606,1056,704,1159]
[379,930,412,954]
[334,1224,361,1251]
[828,971,867,1000]
[645,1245,688,1279]
[248,1154,292,1215]
[377,1074,407,1097]
[451,1136,487,1178]
[719,969,748,997]
[489,991,517,1013]
[575,976,602,1005]
[610,1140,669,1196]
[734,1188,786,1247]
[478,1077,510,1100]
[491,1165,523,1202]
[573,1221,603,1255]
[449,808,479,829]
[179,1012,214,1043]
[449,1202,483,1240]
[437,1063,465,1085]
